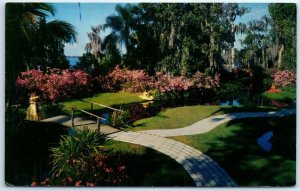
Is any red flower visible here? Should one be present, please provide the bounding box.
[75,181,82,187]
[31,182,37,186]
[118,165,126,172]
[86,182,95,187]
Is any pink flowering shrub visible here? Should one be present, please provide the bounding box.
[151,71,220,106]
[99,65,155,92]
[273,70,296,88]
[16,68,92,103]
[31,153,128,186]
[154,71,220,93]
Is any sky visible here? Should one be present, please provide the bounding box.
[47,3,270,56]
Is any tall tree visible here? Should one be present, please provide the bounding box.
[104,4,136,56]
[85,25,103,64]
[6,3,55,106]
[269,3,296,70]
[28,17,77,70]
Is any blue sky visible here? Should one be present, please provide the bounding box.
[47,3,270,56]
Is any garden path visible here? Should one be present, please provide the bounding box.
[140,109,296,137]
[108,109,296,187]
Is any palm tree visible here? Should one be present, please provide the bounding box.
[29,17,77,70]
[6,3,55,106]
[104,4,136,54]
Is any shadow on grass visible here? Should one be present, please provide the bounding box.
[210,106,278,117]
[204,116,296,186]
[5,121,68,186]
[105,141,195,186]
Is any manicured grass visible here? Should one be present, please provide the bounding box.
[63,92,143,113]
[172,116,296,186]
[103,140,194,186]
[131,105,277,131]
[262,91,296,102]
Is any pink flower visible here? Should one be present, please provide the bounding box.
[31,182,37,186]
[86,182,95,187]
[75,181,82,187]
[118,165,126,172]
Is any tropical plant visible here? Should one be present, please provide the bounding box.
[5,3,77,106]
[104,4,136,55]
[5,3,55,106]
[50,127,106,177]
[28,18,77,70]
[27,127,128,186]
[109,110,128,128]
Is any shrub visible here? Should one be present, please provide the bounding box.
[99,65,155,92]
[16,68,92,103]
[43,127,128,186]
[109,110,128,128]
[273,70,296,88]
[153,71,220,106]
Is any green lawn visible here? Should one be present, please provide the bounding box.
[131,105,277,131]
[172,116,296,186]
[103,140,194,186]
[62,92,143,113]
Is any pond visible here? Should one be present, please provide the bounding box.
[257,131,273,152]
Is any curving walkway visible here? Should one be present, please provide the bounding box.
[108,109,296,186]
[141,109,296,137]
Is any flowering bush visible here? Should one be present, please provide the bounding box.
[31,128,128,186]
[273,70,296,88]
[99,65,155,92]
[16,68,92,103]
[152,71,220,106]
[31,153,128,186]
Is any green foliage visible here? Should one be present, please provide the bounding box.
[75,53,100,75]
[50,127,106,177]
[109,110,128,128]
[281,84,296,95]
[269,3,296,70]
[103,3,247,75]
[216,81,245,101]
[262,91,296,103]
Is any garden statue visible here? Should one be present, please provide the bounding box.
[26,93,43,121]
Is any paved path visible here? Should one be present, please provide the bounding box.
[41,115,120,135]
[108,131,237,186]
[108,109,296,186]
[141,109,296,137]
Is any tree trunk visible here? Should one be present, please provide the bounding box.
[231,47,235,66]
[209,28,215,69]
[277,44,284,68]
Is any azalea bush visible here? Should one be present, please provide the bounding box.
[152,71,220,106]
[16,68,92,103]
[98,65,155,92]
[273,70,296,88]
[98,65,220,98]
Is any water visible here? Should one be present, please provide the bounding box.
[67,56,80,66]
[257,131,273,152]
